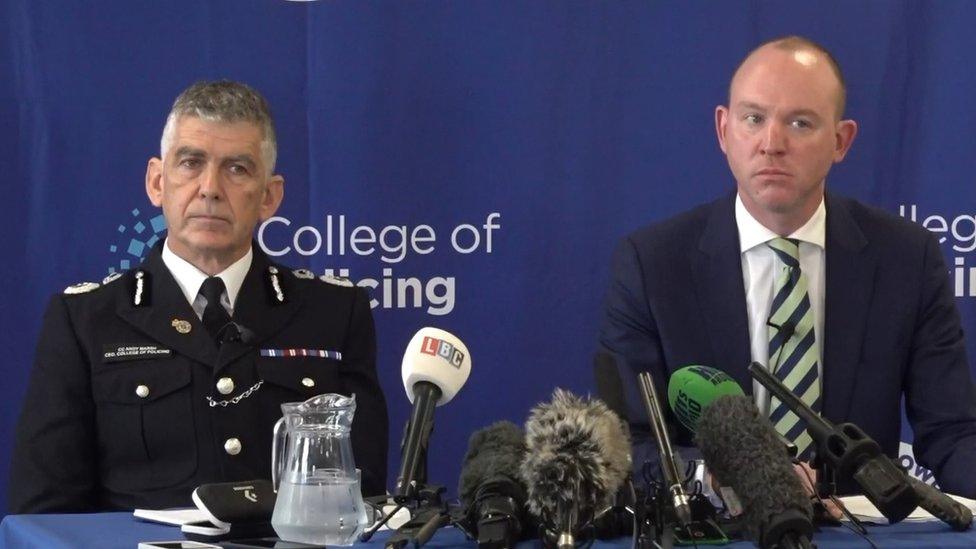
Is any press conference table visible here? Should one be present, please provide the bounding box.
[2,512,976,548]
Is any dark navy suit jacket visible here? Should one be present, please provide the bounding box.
[599,192,976,497]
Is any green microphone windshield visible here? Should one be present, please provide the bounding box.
[667,365,745,432]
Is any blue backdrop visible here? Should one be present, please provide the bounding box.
[3,0,976,515]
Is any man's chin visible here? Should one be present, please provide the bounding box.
[176,233,238,254]
[762,200,801,215]
[752,187,804,213]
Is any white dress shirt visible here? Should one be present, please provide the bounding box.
[161,239,252,320]
[736,194,825,414]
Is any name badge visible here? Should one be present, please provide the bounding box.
[102,344,172,363]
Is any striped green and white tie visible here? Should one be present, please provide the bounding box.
[767,237,821,459]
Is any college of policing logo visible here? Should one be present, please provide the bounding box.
[106,208,167,275]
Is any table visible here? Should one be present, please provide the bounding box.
[3,512,976,548]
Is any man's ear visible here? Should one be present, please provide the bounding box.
[259,175,285,221]
[832,119,858,163]
[146,157,164,207]
[715,105,730,154]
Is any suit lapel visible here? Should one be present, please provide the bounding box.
[691,195,753,393]
[822,194,873,423]
[116,248,219,366]
[218,250,304,370]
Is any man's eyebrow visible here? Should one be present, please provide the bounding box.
[734,102,823,120]
[223,154,257,169]
[788,108,822,119]
[174,146,206,158]
[734,101,768,112]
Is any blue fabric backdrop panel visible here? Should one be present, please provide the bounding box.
[3,0,976,515]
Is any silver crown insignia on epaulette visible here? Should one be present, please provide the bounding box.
[319,274,354,287]
[102,272,123,285]
[64,281,100,295]
[292,269,315,280]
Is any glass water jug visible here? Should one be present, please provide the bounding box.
[270,393,369,545]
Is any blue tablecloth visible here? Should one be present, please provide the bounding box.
[2,512,976,548]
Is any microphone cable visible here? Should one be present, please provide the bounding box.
[794,462,879,549]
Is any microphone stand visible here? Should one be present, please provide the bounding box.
[361,417,457,549]
[637,372,692,528]
[638,372,735,548]
[748,362,918,525]
[638,372,731,548]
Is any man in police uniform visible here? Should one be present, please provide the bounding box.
[8,81,389,512]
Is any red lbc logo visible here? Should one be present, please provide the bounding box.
[420,336,465,368]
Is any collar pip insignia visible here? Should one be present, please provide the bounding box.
[267,266,286,304]
[130,270,151,307]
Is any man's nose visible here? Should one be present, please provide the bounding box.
[198,165,223,199]
[760,122,786,156]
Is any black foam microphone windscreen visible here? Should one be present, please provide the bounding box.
[695,395,813,548]
[521,389,632,547]
[458,421,530,548]
[907,476,973,531]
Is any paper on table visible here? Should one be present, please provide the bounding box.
[839,492,976,524]
[133,507,210,526]
[136,504,408,530]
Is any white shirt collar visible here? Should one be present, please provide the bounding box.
[735,193,826,253]
[161,238,253,308]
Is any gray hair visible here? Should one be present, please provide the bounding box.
[159,80,277,174]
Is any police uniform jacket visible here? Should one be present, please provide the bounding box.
[8,243,389,513]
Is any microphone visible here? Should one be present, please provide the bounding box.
[667,364,798,459]
[521,389,631,549]
[637,371,691,526]
[748,362,918,524]
[907,476,973,531]
[457,421,530,548]
[696,395,814,549]
[766,319,796,341]
[218,321,256,345]
[667,365,746,433]
[395,327,472,501]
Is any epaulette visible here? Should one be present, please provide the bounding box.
[319,274,354,288]
[64,269,134,297]
[292,269,315,280]
[63,281,100,295]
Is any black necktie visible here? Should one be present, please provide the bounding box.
[200,277,232,344]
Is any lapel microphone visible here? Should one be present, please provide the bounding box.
[765,319,796,373]
[217,322,256,345]
[766,319,796,341]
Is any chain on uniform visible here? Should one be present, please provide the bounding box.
[206,380,264,407]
